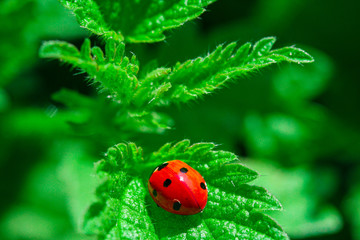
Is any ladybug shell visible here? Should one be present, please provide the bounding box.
[148,160,208,215]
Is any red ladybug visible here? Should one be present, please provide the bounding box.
[148,160,208,215]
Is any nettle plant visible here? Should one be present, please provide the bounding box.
[40,1,313,239]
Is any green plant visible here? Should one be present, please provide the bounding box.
[39,0,314,239]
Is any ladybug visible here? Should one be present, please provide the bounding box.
[148,160,208,215]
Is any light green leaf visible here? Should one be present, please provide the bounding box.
[249,37,276,59]
[84,144,157,239]
[270,47,315,64]
[59,0,216,43]
[84,140,288,239]
[104,179,158,240]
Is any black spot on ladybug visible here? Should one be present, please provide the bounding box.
[153,189,157,197]
[157,162,168,171]
[163,179,172,187]
[156,204,160,207]
[180,167,188,173]
[173,200,181,211]
[200,182,206,190]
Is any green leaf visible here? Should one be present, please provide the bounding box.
[59,0,118,41]
[152,37,314,104]
[84,140,288,239]
[59,0,216,43]
[127,37,314,109]
[40,39,139,105]
[84,144,157,239]
[270,47,315,64]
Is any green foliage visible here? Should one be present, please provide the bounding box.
[38,14,313,239]
[40,37,313,110]
[40,41,174,137]
[5,0,349,240]
[59,0,216,43]
[84,140,288,240]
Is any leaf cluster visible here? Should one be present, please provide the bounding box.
[39,37,313,130]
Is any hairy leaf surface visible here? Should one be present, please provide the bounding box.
[159,37,314,104]
[59,0,216,43]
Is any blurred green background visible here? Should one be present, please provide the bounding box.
[1,0,359,239]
